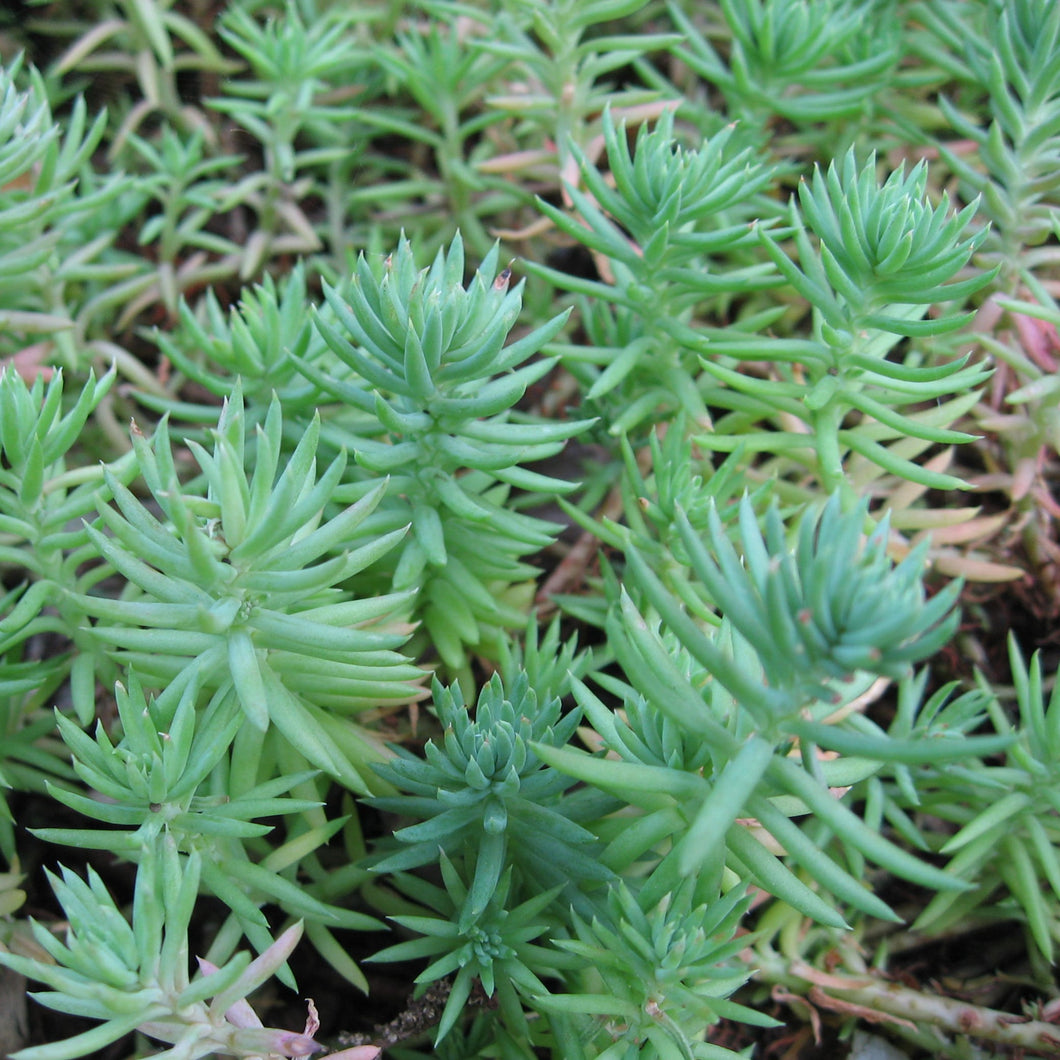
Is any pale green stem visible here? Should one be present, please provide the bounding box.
[437,105,490,254]
[810,400,847,496]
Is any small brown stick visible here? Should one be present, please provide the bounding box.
[536,527,603,609]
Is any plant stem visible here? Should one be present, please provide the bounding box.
[811,400,847,496]
[754,950,1060,1054]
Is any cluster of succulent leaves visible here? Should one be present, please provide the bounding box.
[1,1,1060,1059]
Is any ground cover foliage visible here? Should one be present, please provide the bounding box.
[1,0,1060,1057]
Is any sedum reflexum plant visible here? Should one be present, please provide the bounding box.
[0,367,134,722]
[926,0,1060,276]
[3,2,1060,1059]
[73,388,424,793]
[666,0,900,146]
[145,263,333,427]
[370,673,608,930]
[370,857,563,1047]
[0,60,138,371]
[0,835,379,1060]
[477,0,671,180]
[539,877,772,1060]
[536,496,1009,922]
[209,1,367,271]
[535,106,778,437]
[912,637,1060,966]
[32,672,383,976]
[308,234,592,676]
[679,149,995,495]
